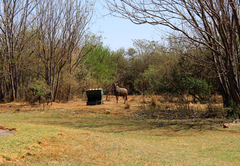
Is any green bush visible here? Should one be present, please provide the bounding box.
[228,100,240,118]
[27,80,51,104]
[187,77,213,102]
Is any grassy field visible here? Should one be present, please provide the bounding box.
[0,95,240,165]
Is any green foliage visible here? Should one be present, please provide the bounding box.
[151,69,213,102]
[228,100,240,118]
[29,84,45,98]
[28,80,50,102]
[187,77,213,101]
[77,38,215,104]
[77,44,120,89]
[126,40,178,94]
[172,70,213,102]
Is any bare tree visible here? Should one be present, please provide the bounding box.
[0,0,38,101]
[34,0,94,101]
[105,0,240,107]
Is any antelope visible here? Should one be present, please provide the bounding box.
[113,83,128,103]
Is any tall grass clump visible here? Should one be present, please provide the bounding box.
[124,103,131,109]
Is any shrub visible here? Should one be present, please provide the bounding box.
[187,77,213,102]
[228,100,240,119]
[27,80,51,105]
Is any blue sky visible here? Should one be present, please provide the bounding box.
[90,1,164,51]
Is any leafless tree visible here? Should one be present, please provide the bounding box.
[34,0,94,101]
[0,0,94,102]
[105,0,240,107]
[0,0,38,101]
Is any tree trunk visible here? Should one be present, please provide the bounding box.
[67,85,71,101]
[0,82,4,102]
[218,77,231,107]
[54,69,61,102]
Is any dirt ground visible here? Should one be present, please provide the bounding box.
[0,95,137,137]
[0,94,224,113]
[0,95,237,137]
[0,95,149,112]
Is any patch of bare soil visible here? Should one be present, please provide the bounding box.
[0,130,17,137]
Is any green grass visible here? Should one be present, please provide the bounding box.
[0,109,240,165]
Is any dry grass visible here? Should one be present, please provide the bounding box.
[151,95,161,107]
[124,103,131,109]
[1,117,240,165]
[0,95,239,165]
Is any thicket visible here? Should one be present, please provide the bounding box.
[80,38,218,110]
[104,0,240,118]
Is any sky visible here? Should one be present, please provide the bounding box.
[90,1,165,51]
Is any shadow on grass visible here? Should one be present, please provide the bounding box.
[25,111,230,136]
[41,116,161,133]
[7,108,235,136]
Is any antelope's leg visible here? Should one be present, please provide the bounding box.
[124,95,127,104]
